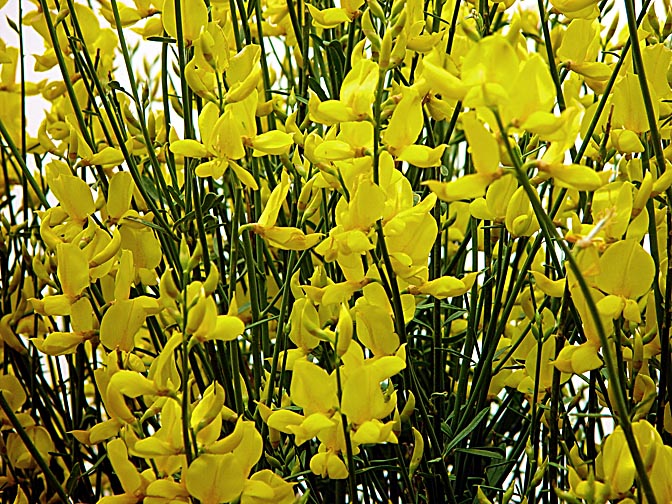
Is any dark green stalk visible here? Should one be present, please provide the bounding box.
[100,0,180,219]
[192,178,212,275]
[537,0,567,112]
[0,120,49,208]
[548,288,568,504]
[493,109,657,504]
[181,336,195,464]
[172,0,196,222]
[36,0,108,193]
[451,216,479,431]
[372,69,387,185]
[0,392,71,504]
[624,0,666,171]
[264,251,298,406]
[241,227,263,402]
[573,0,652,164]
[335,359,357,499]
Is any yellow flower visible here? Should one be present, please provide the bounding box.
[161,0,208,44]
[170,93,293,189]
[250,171,323,250]
[425,113,504,202]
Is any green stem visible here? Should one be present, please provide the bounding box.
[537,0,567,112]
[264,251,298,406]
[335,360,357,499]
[241,228,263,402]
[0,392,71,503]
[624,0,666,172]
[573,0,652,163]
[0,120,49,208]
[493,109,658,504]
[372,69,387,185]
[104,0,180,221]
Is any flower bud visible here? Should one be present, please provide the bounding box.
[379,29,393,68]
[409,427,424,477]
[203,264,219,296]
[400,391,416,423]
[186,295,208,334]
[530,459,548,487]
[160,268,180,300]
[336,303,353,356]
[362,11,382,52]
[191,382,225,432]
[367,0,385,19]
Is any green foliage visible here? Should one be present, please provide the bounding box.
[1,0,672,502]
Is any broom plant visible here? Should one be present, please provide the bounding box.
[0,0,672,501]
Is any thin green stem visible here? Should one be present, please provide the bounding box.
[0,120,49,208]
[241,227,263,403]
[494,109,658,504]
[624,0,666,172]
[0,392,71,504]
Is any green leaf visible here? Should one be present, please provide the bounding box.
[147,36,177,43]
[444,407,490,454]
[454,448,503,459]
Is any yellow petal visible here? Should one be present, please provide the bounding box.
[602,428,635,495]
[88,419,122,444]
[107,439,143,495]
[412,273,477,299]
[313,140,357,161]
[99,299,147,351]
[252,130,294,156]
[462,112,500,176]
[267,409,305,434]
[613,72,656,134]
[290,360,338,415]
[340,59,379,117]
[307,5,351,28]
[243,470,296,504]
[464,35,518,88]
[195,159,227,179]
[310,451,349,479]
[109,370,158,397]
[88,147,125,167]
[611,129,645,153]
[210,315,245,342]
[31,332,84,356]
[545,163,603,192]
[409,427,424,476]
[0,374,26,411]
[505,186,539,237]
[186,454,245,504]
[261,227,324,250]
[47,169,95,221]
[595,239,654,299]
[162,0,208,42]
[169,139,210,158]
[549,0,598,18]
[257,171,290,228]
[396,144,446,168]
[420,58,468,101]
[424,174,492,202]
[596,294,625,319]
[56,242,89,298]
[383,87,423,153]
[230,161,259,190]
[107,171,134,221]
[531,271,565,297]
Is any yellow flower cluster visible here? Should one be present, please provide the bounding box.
[1,0,672,501]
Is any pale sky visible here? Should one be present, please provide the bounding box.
[0,0,664,136]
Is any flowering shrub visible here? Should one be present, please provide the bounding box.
[0,0,672,501]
